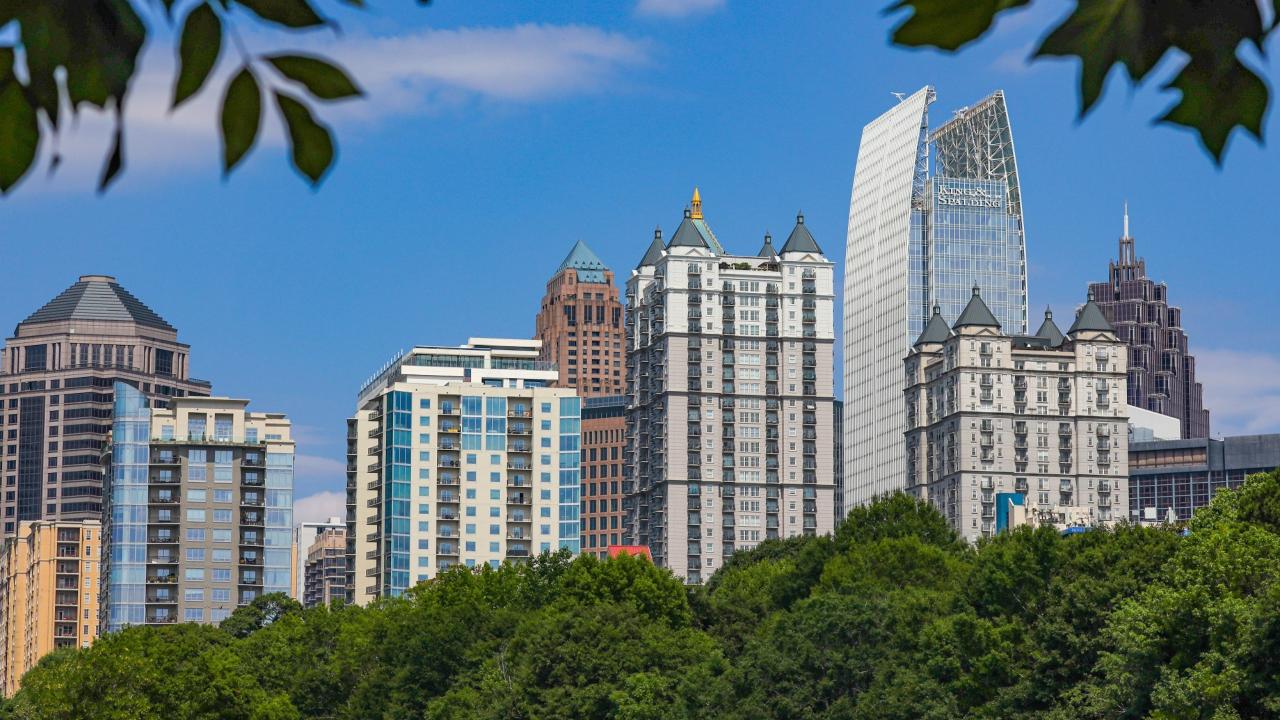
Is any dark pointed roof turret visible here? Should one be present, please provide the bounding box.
[757,232,778,259]
[637,228,665,268]
[953,286,1001,330]
[1068,289,1115,334]
[780,211,823,254]
[1034,306,1065,346]
[914,304,953,347]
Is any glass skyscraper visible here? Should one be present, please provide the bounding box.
[844,88,1028,510]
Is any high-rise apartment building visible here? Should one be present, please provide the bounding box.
[844,88,1028,511]
[904,291,1129,541]
[102,383,294,631]
[346,339,580,601]
[624,191,838,583]
[535,240,626,396]
[0,275,210,537]
[0,520,100,696]
[833,399,844,524]
[580,396,626,557]
[1087,209,1210,439]
[534,241,628,557]
[1130,434,1280,523]
[292,516,343,601]
[303,526,347,608]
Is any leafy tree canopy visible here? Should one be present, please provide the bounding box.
[7,470,1280,718]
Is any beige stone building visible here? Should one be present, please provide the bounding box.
[347,339,580,601]
[0,275,210,539]
[102,384,293,630]
[0,520,100,696]
[904,289,1129,541]
[624,191,839,583]
[303,526,346,608]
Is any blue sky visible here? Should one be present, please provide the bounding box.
[4,0,1278,520]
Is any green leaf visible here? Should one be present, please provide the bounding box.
[0,79,39,193]
[266,54,361,100]
[0,47,13,78]
[220,67,262,175]
[98,124,124,192]
[274,91,334,186]
[1159,55,1267,163]
[174,3,222,108]
[889,0,1030,51]
[1035,0,1167,115]
[234,0,324,28]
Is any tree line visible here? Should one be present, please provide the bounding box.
[6,468,1280,719]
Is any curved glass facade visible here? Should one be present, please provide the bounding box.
[844,88,1028,511]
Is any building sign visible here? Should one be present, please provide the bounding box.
[936,184,1003,209]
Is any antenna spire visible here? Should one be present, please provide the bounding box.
[1123,201,1130,238]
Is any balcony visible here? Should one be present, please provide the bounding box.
[509,423,532,435]
[508,407,532,419]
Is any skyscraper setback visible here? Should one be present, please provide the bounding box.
[843,88,1029,511]
[535,240,626,397]
[0,276,210,538]
[1088,210,1210,439]
[534,241,627,556]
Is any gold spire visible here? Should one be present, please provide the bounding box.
[690,187,703,220]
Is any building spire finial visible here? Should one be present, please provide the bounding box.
[1123,200,1130,238]
[690,187,703,220]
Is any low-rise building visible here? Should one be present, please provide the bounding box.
[101,383,294,631]
[303,526,347,608]
[1130,434,1280,523]
[904,290,1130,541]
[293,516,344,602]
[0,520,100,696]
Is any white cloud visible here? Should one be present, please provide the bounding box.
[295,453,346,479]
[294,490,346,524]
[1196,348,1280,437]
[635,0,725,19]
[21,23,651,192]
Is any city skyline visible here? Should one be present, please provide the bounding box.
[3,1,1278,521]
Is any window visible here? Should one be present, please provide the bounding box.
[184,588,204,602]
[186,509,206,522]
[186,529,206,542]
[187,489,206,502]
[213,529,232,543]
[212,569,232,582]
[212,588,231,602]
[184,568,205,581]
[214,490,233,503]
[213,509,233,523]
[185,548,205,561]
[184,608,204,622]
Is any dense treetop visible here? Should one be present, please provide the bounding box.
[7,469,1280,719]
